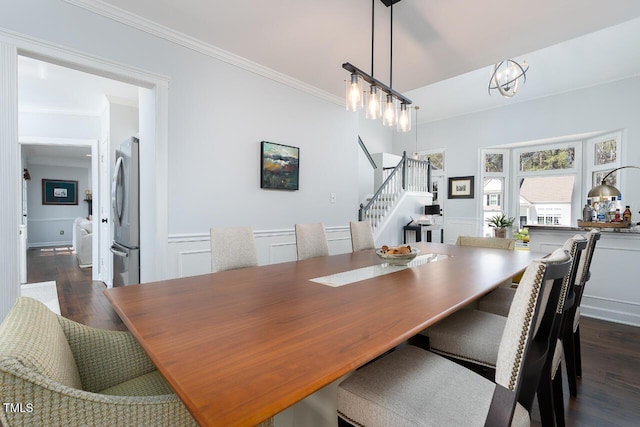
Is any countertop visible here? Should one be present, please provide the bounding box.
[526,224,640,234]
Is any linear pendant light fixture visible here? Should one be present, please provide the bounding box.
[343,0,412,132]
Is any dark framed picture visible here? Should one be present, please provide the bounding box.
[42,179,78,205]
[448,176,474,199]
[260,141,299,190]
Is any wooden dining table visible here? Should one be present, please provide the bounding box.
[104,242,543,427]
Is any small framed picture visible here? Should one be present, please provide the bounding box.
[42,179,78,205]
[260,141,300,190]
[448,176,474,199]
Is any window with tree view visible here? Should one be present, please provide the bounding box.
[519,147,575,172]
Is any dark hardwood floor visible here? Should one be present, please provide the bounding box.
[26,245,126,331]
[26,245,640,426]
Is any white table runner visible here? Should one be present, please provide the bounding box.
[310,253,449,287]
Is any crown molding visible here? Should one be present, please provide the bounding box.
[63,0,343,106]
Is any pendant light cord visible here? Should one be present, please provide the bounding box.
[371,0,375,77]
[389,2,393,89]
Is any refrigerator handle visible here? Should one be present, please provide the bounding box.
[110,246,129,258]
[111,156,124,227]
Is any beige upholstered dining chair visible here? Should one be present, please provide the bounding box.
[349,221,376,252]
[336,248,571,427]
[560,229,600,397]
[295,223,329,260]
[210,226,258,272]
[0,297,198,427]
[476,230,600,398]
[428,235,586,427]
[456,235,516,250]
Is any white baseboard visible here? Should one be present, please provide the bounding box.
[581,295,640,327]
[28,241,73,248]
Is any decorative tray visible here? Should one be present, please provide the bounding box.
[577,220,631,229]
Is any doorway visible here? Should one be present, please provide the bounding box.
[18,53,141,288]
[2,36,169,318]
[15,51,162,289]
[19,138,98,285]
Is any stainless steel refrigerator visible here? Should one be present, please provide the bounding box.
[111,137,140,286]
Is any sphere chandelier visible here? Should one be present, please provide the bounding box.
[488,59,529,98]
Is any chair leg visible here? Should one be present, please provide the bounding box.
[553,365,565,427]
[537,369,556,427]
[574,325,582,378]
[563,333,578,398]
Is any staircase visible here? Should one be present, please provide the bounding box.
[359,151,431,235]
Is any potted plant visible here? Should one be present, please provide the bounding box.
[485,213,515,238]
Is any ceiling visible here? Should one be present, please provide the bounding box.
[18,0,640,129]
[91,0,640,118]
[22,144,92,164]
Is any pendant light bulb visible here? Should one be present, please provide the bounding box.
[382,95,396,127]
[345,73,363,111]
[397,103,411,132]
[365,85,382,120]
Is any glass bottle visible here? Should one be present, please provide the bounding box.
[597,202,606,222]
[623,206,632,223]
[614,208,621,222]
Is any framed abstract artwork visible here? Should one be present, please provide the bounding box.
[42,179,78,205]
[448,176,474,199]
[260,141,299,190]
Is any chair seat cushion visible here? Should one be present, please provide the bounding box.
[478,287,516,317]
[99,370,174,396]
[428,309,506,367]
[338,345,529,427]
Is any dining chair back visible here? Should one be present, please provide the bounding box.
[295,223,329,260]
[349,221,376,252]
[562,229,601,397]
[456,235,516,250]
[209,227,258,272]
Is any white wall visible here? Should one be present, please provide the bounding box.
[1,0,361,289]
[19,111,101,139]
[26,162,90,246]
[357,116,393,204]
[109,102,138,166]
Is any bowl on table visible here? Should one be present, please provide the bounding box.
[376,246,420,266]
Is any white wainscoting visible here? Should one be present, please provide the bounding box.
[529,227,640,327]
[166,226,352,279]
[443,217,479,245]
[27,217,76,247]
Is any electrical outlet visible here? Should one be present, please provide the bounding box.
[330,193,337,204]
[60,230,64,235]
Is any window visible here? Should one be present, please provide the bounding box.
[481,131,622,234]
[519,147,575,172]
[480,150,509,236]
[587,132,621,197]
[417,149,445,204]
[484,153,504,173]
[425,152,444,171]
[487,193,500,206]
[516,141,579,228]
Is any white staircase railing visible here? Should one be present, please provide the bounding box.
[359,152,431,232]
